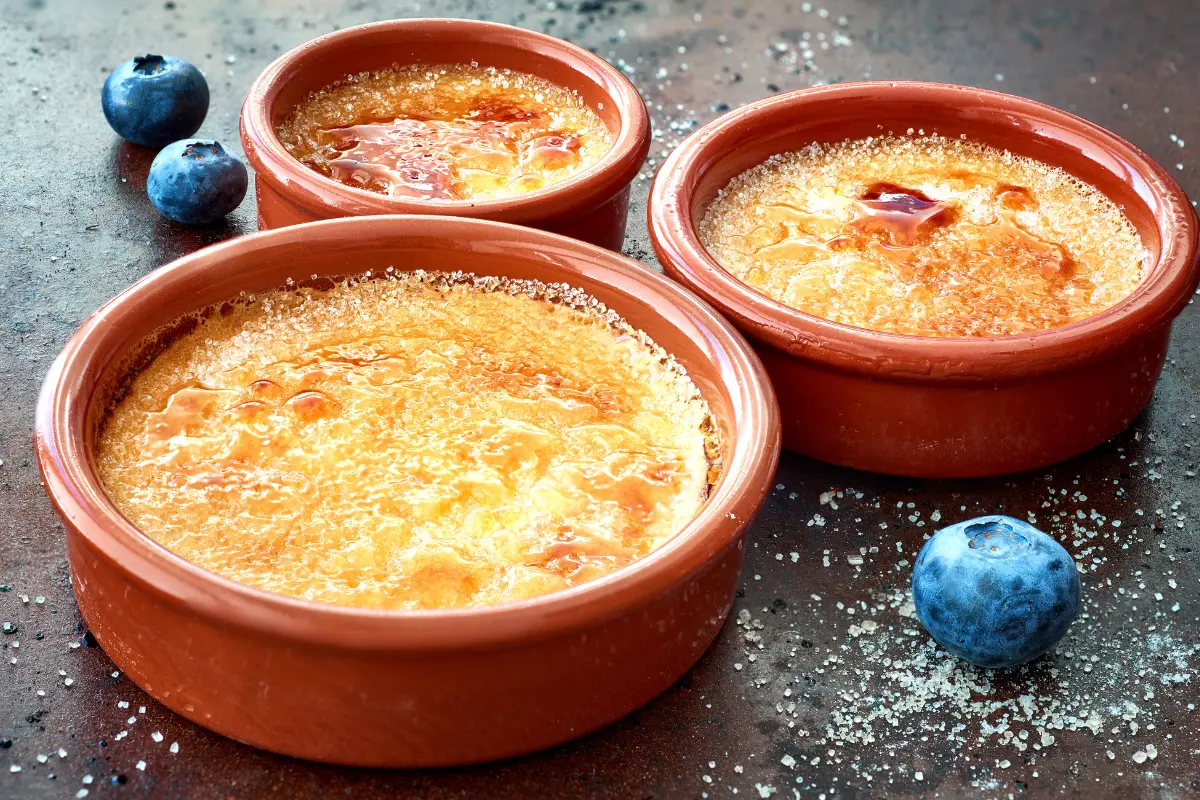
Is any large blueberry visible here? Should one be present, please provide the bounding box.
[102,54,209,149]
[912,515,1080,669]
[147,140,248,224]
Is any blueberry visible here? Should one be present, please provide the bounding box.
[147,140,248,224]
[911,515,1080,669]
[102,54,209,148]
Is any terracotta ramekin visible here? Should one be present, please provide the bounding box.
[34,216,779,767]
[240,19,650,251]
[650,81,1200,478]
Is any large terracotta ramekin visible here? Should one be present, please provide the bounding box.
[240,19,650,251]
[34,216,779,767]
[650,81,1200,478]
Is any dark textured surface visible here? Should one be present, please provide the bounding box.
[2,1,1199,798]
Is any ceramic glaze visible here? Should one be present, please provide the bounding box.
[241,19,650,250]
[35,216,780,767]
[650,81,1200,477]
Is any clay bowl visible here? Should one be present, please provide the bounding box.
[240,19,650,251]
[34,215,779,767]
[650,81,1200,478]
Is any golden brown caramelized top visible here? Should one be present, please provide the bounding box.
[96,272,718,611]
[276,64,613,201]
[699,135,1147,337]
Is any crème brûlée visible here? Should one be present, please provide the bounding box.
[275,63,613,201]
[96,273,719,611]
[699,135,1148,337]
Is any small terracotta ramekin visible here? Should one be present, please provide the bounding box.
[34,216,779,767]
[240,19,650,251]
[650,81,1200,478]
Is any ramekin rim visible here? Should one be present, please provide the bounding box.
[649,80,1200,380]
[240,18,651,222]
[35,215,780,651]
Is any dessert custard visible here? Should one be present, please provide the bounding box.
[275,64,613,201]
[96,272,718,611]
[699,135,1147,337]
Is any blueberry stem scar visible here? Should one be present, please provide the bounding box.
[132,54,166,75]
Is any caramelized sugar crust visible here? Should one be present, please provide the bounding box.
[699,135,1147,337]
[276,64,613,201]
[96,273,718,610]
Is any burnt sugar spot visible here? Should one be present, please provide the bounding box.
[284,389,339,421]
[995,183,1037,211]
[851,182,960,245]
[468,98,543,124]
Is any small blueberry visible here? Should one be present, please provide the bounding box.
[911,515,1080,669]
[147,140,248,224]
[102,54,209,148]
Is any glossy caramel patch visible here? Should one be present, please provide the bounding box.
[699,135,1147,337]
[96,273,717,610]
[276,64,612,201]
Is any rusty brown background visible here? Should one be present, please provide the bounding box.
[2,0,1198,798]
